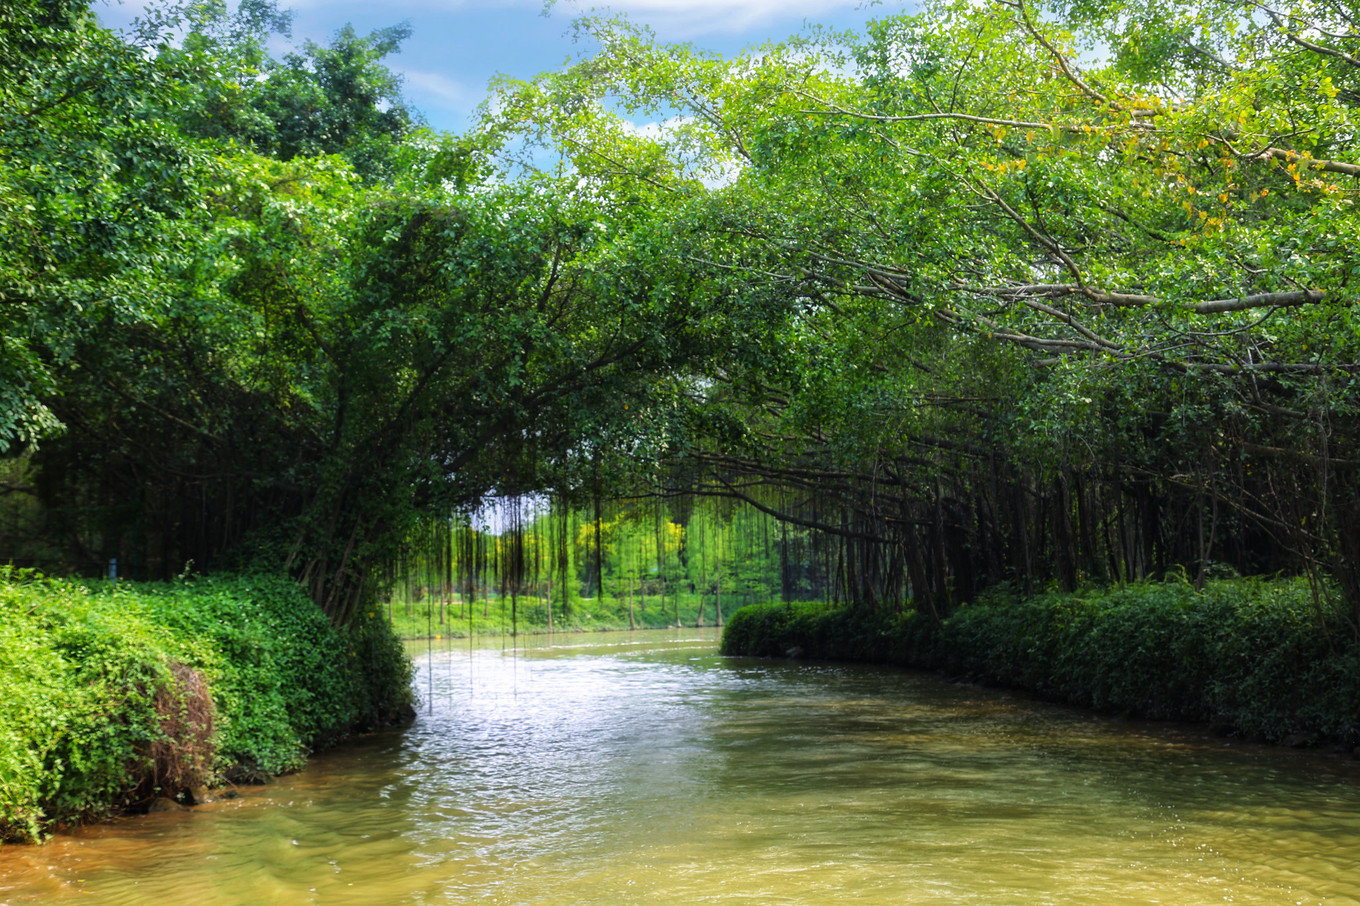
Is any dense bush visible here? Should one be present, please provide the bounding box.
[0,572,413,844]
[722,600,893,659]
[722,579,1360,747]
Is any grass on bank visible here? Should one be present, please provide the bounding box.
[0,571,413,845]
[382,589,749,639]
[722,577,1360,748]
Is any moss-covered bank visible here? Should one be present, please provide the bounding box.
[722,578,1360,749]
[0,572,414,844]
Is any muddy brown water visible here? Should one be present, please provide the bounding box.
[3,628,1360,904]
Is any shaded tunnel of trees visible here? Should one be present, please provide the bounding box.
[3,0,1360,638]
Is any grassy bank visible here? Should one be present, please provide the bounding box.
[383,590,745,639]
[0,572,413,844]
[722,578,1360,748]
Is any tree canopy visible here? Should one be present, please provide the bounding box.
[3,0,1359,631]
[487,0,1360,622]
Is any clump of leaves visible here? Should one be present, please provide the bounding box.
[0,571,413,844]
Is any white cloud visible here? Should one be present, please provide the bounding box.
[94,1,160,31]
[618,116,680,140]
[617,115,746,188]
[578,1,854,21]
[278,0,863,37]
[97,0,866,42]
[552,0,865,37]
[398,68,477,110]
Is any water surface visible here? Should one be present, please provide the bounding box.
[3,629,1360,904]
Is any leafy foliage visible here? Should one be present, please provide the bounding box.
[0,572,412,844]
[165,2,419,180]
[0,0,209,452]
[482,0,1360,623]
[724,577,1360,746]
[5,0,1360,655]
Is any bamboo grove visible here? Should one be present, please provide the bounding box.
[387,495,838,634]
[3,0,1360,636]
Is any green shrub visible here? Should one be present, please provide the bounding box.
[722,578,1360,747]
[721,600,903,660]
[0,572,414,844]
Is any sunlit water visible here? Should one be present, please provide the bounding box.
[4,628,1360,904]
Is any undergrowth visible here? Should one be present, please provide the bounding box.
[0,571,413,844]
[722,577,1360,748]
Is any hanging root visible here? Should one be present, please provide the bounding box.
[143,660,217,802]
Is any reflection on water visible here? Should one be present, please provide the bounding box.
[4,628,1360,904]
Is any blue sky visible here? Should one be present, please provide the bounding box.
[96,0,888,134]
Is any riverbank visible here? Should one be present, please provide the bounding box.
[383,591,730,640]
[722,577,1360,750]
[0,572,413,845]
[7,627,1360,903]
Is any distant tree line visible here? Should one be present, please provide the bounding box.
[390,496,835,631]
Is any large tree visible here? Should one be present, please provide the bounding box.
[0,0,210,452]
[0,2,727,622]
[485,0,1360,623]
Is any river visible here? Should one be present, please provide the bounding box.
[2,628,1359,904]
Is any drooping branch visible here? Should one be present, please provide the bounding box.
[955,283,1336,313]
[1260,5,1360,69]
[794,101,1159,134]
[1252,147,1360,178]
